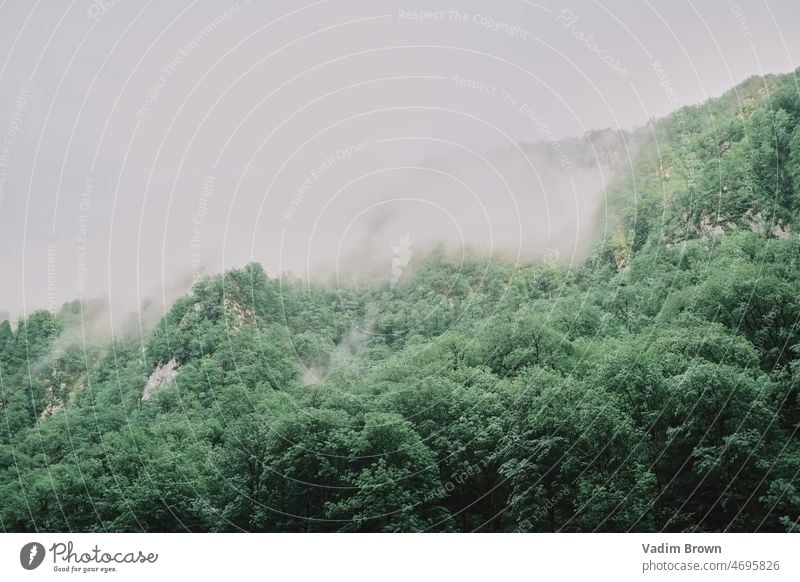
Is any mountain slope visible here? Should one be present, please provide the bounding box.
[1,70,800,532]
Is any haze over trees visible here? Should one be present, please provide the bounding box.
[1,70,799,532]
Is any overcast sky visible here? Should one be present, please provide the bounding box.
[0,0,798,321]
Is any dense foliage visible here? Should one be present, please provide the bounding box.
[1,71,799,532]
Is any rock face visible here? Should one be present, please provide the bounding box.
[38,383,66,421]
[142,359,179,401]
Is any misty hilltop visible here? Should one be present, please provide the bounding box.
[1,69,800,532]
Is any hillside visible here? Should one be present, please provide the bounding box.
[1,70,799,533]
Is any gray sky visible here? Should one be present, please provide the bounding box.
[0,0,798,321]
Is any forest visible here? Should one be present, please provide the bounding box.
[1,70,799,533]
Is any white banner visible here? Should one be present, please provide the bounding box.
[0,534,797,581]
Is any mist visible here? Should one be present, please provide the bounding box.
[1,0,799,326]
[302,131,632,288]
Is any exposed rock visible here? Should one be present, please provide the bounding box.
[38,377,85,422]
[142,359,179,401]
[745,209,766,235]
[38,386,64,421]
[223,297,256,331]
[772,222,791,239]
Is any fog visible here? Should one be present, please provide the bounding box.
[0,0,798,325]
